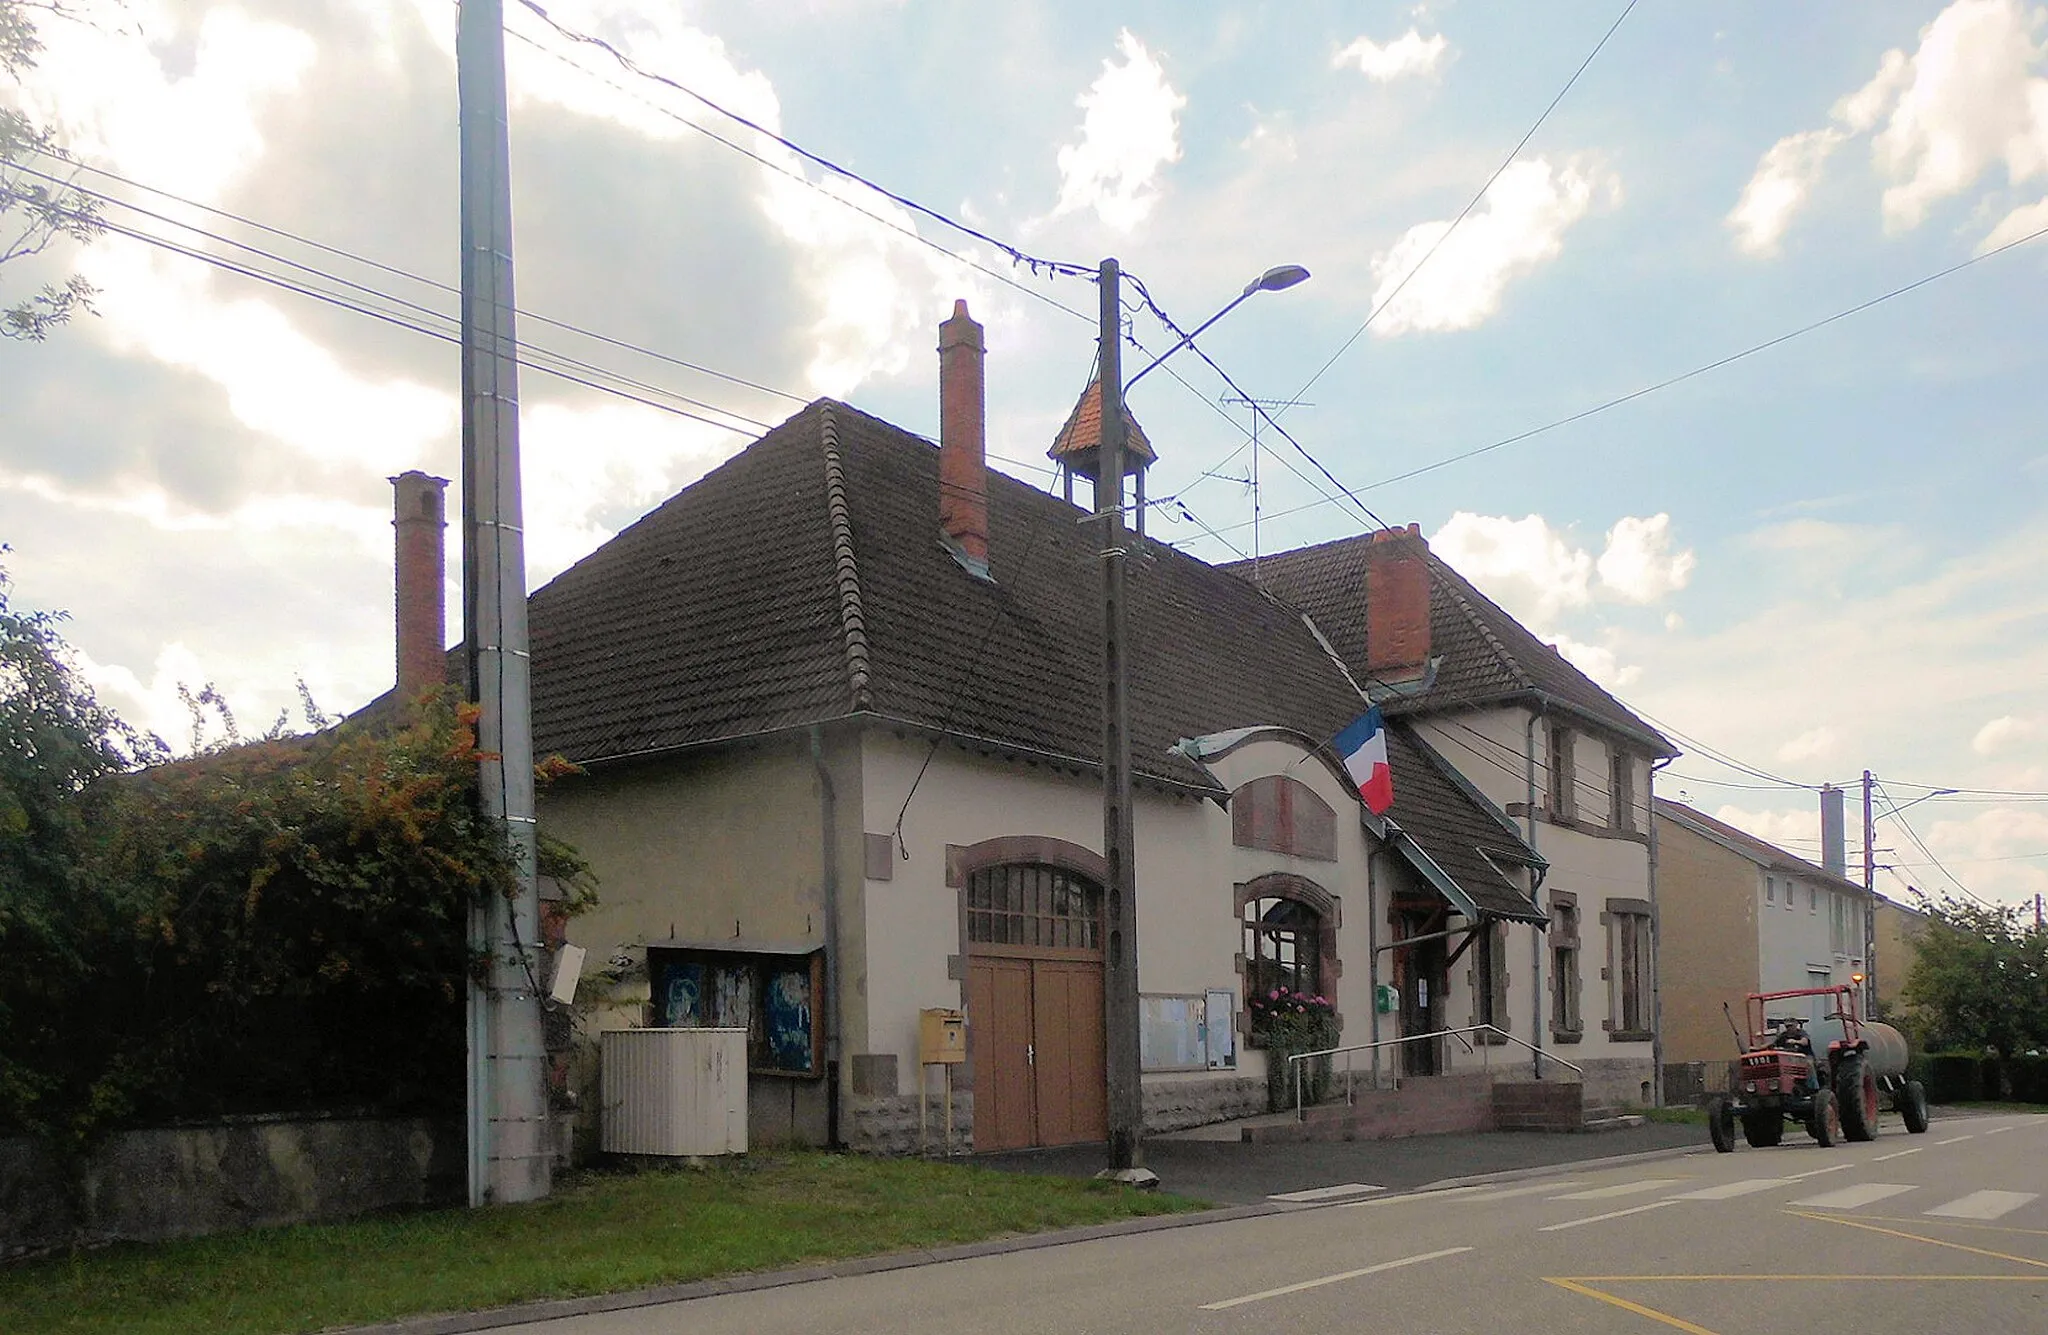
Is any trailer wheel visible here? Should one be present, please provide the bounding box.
[1835,1056,1877,1142]
[1897,1079,1930,1134]
[1741,1110,1784,1148]
[1707,1096,1736,1153]
[1809,1089,1838,1147]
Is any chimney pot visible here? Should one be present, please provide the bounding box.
[391,470,449,704]
[1365,524,1431,678]
[937,299,989,574]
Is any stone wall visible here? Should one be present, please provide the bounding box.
[0,1115,460,1260]
[1245,1072,1498,1144]
[1491,1079,1585,1131]
[843,1092,973,1156]
[1576,1056,1657,1108]
[1143,1076,1266,1133]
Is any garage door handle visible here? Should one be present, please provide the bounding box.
[1027,1043,1035,1066]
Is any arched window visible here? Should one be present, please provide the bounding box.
[1243,895,1323,998]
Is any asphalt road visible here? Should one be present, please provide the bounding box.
[520,1113,2048,1335]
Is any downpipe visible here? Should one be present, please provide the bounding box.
[810,725,843,1149]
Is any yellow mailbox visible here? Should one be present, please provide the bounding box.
[919,1008,967,1065]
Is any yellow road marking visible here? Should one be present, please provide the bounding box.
[1543,1278,1722,1334]
[1562,1274,2048,1282]
[1846,1213,2048,1239]
[1786,1210,2048,1269]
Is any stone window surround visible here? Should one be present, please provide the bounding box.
[1549,891,1583,1043]
[1600,896,1654,1043]
[1233,872,1342,1041]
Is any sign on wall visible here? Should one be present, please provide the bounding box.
[650,947,824,1078]
[1140,991,1238,1072]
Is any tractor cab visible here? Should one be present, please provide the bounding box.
[1706,982,1927,1154]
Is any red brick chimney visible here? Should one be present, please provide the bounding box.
[391,470,449,703]
[937,299,988,574]
[1364,523,1431,679]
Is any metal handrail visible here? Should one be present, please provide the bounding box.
[1285,1023,1585,1121]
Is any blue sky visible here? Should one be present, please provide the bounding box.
[2,0,2044,908]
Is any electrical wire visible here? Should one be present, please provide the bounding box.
[1875,780,1989,907]
[506,1,1098,306]
[1286,0,1640,412]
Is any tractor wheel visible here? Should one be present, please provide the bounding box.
[1741,1110,1784,1148]
[1897,1079,1931,1134]
[1707,1096,1736,1153]
[1835,1056,1877,1142]
[1809,1089,1839,1147]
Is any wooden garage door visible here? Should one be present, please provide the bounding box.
[965,864,1106,1151]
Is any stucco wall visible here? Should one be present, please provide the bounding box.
[538,729,864,1147]
[1654,813,1762,1066]
[1873,898,1926,1021]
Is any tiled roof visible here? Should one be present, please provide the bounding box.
[515,397,1538,914]
[1387,724,1545,921]
[1227,535,1676,755]
[1654,797,1866,896]
[1047,377,1156,472]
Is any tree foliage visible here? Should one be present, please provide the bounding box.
[1,563,597,1153]
[1900,892,2048,1059]
[1,0,106,341]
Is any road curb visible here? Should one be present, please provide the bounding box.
[332,1201,1287,1335]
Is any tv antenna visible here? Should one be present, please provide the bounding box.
[1220,394,1312,583]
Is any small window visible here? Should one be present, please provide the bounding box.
[1608,905,1653,1038]
[1551,899,1582,1036]
[1474,922,1509,1031]
[1809,883,1818,913]
[1766,876,1776,904]
[967,864,1102,950]
[1609,747,1634,831]
[1547,725,1577,821]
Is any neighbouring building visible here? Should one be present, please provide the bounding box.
[1871,893,1929,1025]
[1654,796,1877,1097]
[436,301,1682,1154]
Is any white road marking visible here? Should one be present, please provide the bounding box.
[1462,1180,1587,1203]
[1269,1183,1386,1203]
[1935,1134,1976,1145]
[1926,1191,2038,1221]
[1784,1163,1857,1181]
[1539,1199,1683,1232]
[1671,1178,1795,1200]
[1792,1183,1918,1210]
[1550,1179,1687,1201]
[1983,1125,2014,1136]
[1338,1185,1484,1209]
[1197,1247,1473,1310]
[1874,1148,1924,1162]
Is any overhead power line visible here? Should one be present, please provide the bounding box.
[507,0,1097,304]
[1286,0,1640,410]
[1208,218,2048,538]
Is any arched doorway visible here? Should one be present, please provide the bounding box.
[964,861,1107,1150]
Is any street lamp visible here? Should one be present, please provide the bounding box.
[1125,265,1311,390]
[1092,258,1309,1179]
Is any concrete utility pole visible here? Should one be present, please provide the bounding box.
[1862,769,1877,1014]
[1095,258,1143,1174]
[457,0,549,1207]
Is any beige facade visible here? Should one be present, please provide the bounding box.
[1872,896,1928,1023]
[1653,811,1762,1067]
[1412,707,1661,1107]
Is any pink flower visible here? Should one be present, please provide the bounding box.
[1268,989,1280,1000]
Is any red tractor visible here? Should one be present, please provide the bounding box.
[1706,984,1930,1152]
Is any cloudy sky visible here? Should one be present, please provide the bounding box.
[3,0,2044,911]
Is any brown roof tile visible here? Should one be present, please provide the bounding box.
[1047,377,1156,473]
[1228,535,1675,755]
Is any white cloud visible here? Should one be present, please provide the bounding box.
[1711,804,1823,856]
[1431,510,1694,627]
[1973,715,2042,755]
[1430,512,1593,622]
[1728,0,2048,254]
[1777,728,1839,765]
[1597,513,1696,603]
[1051,30,1186,232]
[1727,128,1847,257]
[1369,156,1616,335]
[1872,0,2048,231]
[1332,29,1449,83]
[1552,632,1638,689]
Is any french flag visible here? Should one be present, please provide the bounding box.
[1335,707,1395,815]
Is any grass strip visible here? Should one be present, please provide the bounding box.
[0,1152,1204,1335]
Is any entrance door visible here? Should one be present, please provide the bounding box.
[1395,913,1446,1076]
[964,863,1106,1151]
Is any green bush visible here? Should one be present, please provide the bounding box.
[2002,1055,2048,1104]
[1913,1052,1991,1104]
